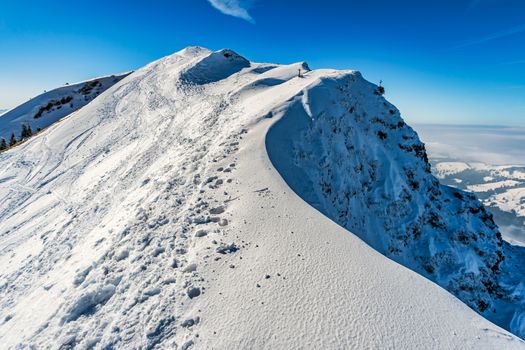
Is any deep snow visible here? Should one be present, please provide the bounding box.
[0,47,523,349]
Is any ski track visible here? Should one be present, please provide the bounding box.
[0,47,523,349]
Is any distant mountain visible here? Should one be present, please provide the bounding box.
[0,109,6,116]
[0,73,130,141]
[0,47,523,348]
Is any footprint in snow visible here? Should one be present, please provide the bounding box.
[194,229,208,238]
[187,287,201,299]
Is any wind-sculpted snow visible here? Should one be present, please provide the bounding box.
[179,49,250,85]
[0,47,523,349]
[266,72,525,338]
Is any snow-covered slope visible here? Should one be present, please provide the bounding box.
[264,69,525,338]
[429,161,525,245]
[415,124,525,247]
[0,47,523,349]
[0,73,130,141]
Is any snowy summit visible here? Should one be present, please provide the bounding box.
[0,47,524,349]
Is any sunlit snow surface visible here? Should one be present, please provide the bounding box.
[0,49,524,349]
[0,73,130,141]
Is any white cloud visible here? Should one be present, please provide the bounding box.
[207,0,255,23]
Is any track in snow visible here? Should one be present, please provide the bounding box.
[0,47,522,349]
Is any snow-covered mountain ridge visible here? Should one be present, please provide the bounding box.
[266,71,525,333]
[0,73,130,142]
[0,47,523,348]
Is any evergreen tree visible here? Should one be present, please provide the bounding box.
[9,133,16,147]
[20,124,33,139]
[21,124,28,139]
[0,138,6,150]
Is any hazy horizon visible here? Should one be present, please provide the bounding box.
[416,123,525,165]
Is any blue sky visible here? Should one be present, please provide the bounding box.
[1,0,524,125]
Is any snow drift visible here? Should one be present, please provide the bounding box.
[0,47,524,349]
[265,72,525,336]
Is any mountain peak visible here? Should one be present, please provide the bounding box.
[175,45,213,57]
[0,48,524,348]
[179,48,250,85]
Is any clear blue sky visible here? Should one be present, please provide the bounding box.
[1,0,524,125]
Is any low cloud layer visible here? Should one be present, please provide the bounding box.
[414,124,525,165]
